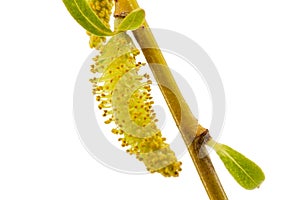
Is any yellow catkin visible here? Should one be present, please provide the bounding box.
[87,0,114,49]
[90,33,182,177]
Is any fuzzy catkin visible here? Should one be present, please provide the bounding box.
[91,33,182,177]
[87,0,114,49]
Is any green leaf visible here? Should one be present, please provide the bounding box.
[213,143,265,190]
[62,0,113,36]
[116,8,145,32]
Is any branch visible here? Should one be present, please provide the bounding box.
[114,1,228,199]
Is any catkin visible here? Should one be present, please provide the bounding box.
[87,0,114,49]
[91,33,182,177]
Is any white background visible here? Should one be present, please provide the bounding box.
[1,0,299,199]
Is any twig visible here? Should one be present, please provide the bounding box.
[114,1,228,199]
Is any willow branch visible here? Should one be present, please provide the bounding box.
[114,1,228,199]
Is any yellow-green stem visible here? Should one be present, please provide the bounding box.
[114,1,228,199]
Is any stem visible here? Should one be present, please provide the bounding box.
[114,1,228,199]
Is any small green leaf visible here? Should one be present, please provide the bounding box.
[116,8,145,32]
[213,143,265,190]
[62,0,113,36]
